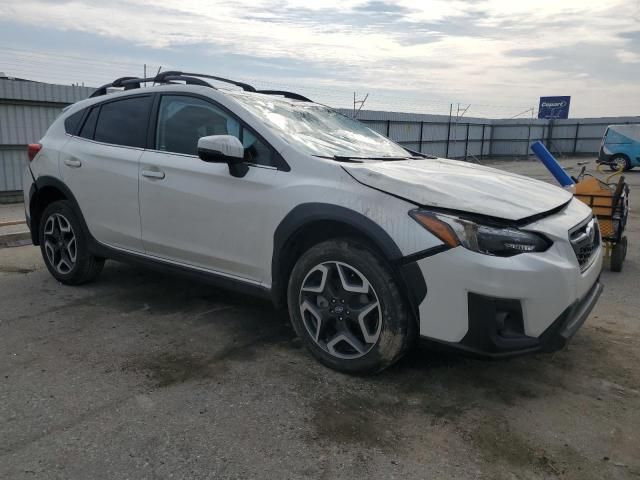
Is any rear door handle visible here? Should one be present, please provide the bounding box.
[64,158,82,168]
[141,169,166,179]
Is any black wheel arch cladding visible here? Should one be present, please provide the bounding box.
[272,203,427,317]
[30,176,91,246]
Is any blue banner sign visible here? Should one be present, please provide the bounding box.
[538,96,571,119]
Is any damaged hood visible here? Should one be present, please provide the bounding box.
[344,158,572,221]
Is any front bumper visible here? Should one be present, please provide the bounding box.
[420,279,602,358]
[405,199,603,358]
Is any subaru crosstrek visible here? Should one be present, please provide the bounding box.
[23,72,603,373]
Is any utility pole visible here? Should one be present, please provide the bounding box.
[152,66,162,86]
[352,92,369,119]
[445,103,453,158]
[452,103,470,158]
[526,106,534,158]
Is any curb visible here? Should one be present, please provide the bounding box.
[0,231,32,248]
[0,220,26,228]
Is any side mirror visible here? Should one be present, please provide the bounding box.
[197,135,248,178]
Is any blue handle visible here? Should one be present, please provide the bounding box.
[530,141,575,187]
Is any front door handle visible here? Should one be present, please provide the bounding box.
[64,158,82,168]
[141,169,166,179]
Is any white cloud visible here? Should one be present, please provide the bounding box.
[1,0,639,116]
[617,50,640,64]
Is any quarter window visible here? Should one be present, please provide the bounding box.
[64,110,85,135]
[155,95,276,167]
[78,107,98,140]
[93,96,151,148]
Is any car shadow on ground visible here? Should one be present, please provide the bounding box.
[96,260,572,406]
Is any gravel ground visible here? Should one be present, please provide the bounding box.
[1,158,639,479]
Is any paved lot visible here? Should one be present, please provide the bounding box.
[1,159,639,479]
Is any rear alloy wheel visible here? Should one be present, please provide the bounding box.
[43,213,77,275]
[288,239,415,374]
[39,200,104,285]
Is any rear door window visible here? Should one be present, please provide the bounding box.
[94,96,152,148]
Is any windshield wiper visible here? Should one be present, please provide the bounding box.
[333,155,409,162]
[404,148,437,159]
[314,154,429,163]
[333,155,368,163]
[313,155,365,163]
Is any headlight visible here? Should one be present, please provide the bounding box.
[409,209,551,257]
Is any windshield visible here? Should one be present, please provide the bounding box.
[227,92,410,159]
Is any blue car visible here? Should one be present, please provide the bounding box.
[598,124,640,171]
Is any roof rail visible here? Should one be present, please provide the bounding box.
[157,71,257,92]
[256,90,312,102]
[90,73,215,98]
[89,72,312,102]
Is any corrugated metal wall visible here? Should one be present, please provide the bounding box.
[0,104,61,144]
[0,79,93,104]
[0,78,93,194]
[0,148,27,191]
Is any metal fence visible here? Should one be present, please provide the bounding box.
[1,77,640,196]
[487,120,626,158]
[358,118,492,160]
[358,116,640,160]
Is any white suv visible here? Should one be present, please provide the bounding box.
[23,72,603,373]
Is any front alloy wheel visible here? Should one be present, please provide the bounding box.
[287,238,415,374]
[299,261,382,359]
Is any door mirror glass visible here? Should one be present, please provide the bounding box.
[198,135,248,177]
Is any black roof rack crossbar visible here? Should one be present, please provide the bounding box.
[90,85,109,98]
[113,77,139,88]
[157,75,212,88]
[90,76,148,97]
[156,71,256,92]
[256,90,312,102]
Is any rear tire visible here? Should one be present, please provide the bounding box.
[609,154,630,172]
[287,238,415,374]
[39,200,104,285]
[610,236,627,272]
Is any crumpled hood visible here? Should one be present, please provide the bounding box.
[343,157,572,221]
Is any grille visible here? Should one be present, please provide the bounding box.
[569,217,600,271]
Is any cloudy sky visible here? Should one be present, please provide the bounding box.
[0,0,639,117]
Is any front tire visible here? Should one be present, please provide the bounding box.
[287,238,415,374]
[39,200,104,285]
